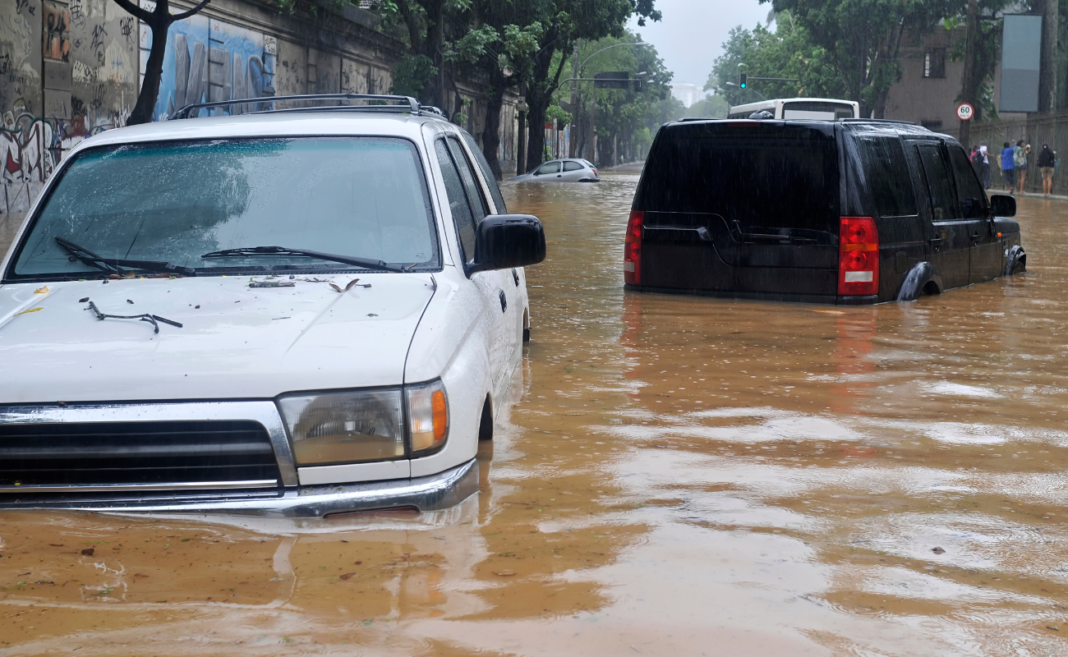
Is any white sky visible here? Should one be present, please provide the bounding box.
[629,0,772,91]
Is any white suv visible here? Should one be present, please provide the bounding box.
[0,95,544,516]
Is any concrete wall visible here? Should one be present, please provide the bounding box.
[1,0,136,213]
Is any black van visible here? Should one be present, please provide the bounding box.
[623,119,1025,304]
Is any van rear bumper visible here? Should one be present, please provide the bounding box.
[625,285,878,306]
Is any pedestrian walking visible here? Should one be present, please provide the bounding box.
[1015,140,1030,194]
[1038,143,1056,197]
[970,145,983,178]
[1001,142,1016,194]
[979,144,991,189]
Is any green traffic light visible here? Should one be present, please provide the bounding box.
[739,73,747,89]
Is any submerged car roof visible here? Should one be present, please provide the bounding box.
[72,110,453,156]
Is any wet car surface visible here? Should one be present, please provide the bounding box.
[1,172,1067,655]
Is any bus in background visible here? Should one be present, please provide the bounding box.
[727,98,860,120]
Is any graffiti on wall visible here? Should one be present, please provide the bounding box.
[42,1,69,62]
[150,15,275,120]
[0,100,127,213]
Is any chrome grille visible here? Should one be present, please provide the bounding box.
[0,420,281,490]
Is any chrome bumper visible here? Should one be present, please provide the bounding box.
[0,459,479,517]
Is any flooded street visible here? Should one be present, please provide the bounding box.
[3,173,1068,655]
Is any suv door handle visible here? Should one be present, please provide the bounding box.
[512,268,520,286]
[498,290,508,312]
[929,236,943,251]
[970,231,981,242]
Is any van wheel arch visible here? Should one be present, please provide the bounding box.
[1005,245,1026,276]
[896,262,943,301]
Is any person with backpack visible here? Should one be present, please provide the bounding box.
[971,145,982,178]
[1038,143,1056,197]
[1015,140,1030,194]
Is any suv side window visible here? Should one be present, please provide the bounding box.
[460,132,508,214]
[445,137,489,223]
[859,136,917,217]
[947,145,987,219]
[435,139,477,261]
[915,144,958,221]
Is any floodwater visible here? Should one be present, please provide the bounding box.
[2,174,1068,655]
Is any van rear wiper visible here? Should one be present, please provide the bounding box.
[56,237,198,276]
[200,246,405,273]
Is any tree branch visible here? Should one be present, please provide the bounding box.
[172,0,212,22]
[110,0,153,24]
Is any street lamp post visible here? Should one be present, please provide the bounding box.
[566,42,652,160]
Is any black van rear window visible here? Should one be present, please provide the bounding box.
[637,124,838,236]
[857,136,917,217]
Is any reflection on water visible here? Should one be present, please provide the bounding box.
[2,177,1068,655]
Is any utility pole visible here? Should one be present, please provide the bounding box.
[960,0,979,146]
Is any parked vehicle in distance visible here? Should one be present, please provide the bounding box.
[624,118,1024,304]
[0,94,545,516]
[727,98,860,120]
[510,158,600,183]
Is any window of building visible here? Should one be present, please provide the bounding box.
[924,48,946,79]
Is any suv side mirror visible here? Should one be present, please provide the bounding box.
[989,194,1016,217]
[469,214,546,274]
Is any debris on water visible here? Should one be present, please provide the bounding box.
[931,547,945,554]
[339,573,356,580]
[1048,626,1060,631]
[80,548,95,556]
[78,297,89,303]
[494,570,516,577]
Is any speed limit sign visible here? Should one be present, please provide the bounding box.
[957,103,974,121]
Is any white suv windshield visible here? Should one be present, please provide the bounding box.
[9,137,439,279]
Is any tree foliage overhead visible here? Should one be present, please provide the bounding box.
[706,17,845,107]
[763,0,958,117]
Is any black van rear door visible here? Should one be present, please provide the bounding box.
[634,122,840,301]
[911,142,973,290]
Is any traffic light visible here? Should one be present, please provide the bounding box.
[739,73,747,89]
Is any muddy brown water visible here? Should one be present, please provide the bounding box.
[2,176,1068,655]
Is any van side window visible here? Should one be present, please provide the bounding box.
[435,139,477,262]
[947,145,987,219]
[915,145,958,221]
[859,137,917,217]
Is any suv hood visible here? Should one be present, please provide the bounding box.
[0,275,436,404]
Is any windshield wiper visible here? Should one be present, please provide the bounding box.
[200,246,405,273]
[56,237,197,276]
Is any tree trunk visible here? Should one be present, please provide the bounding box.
[422,0,446,109]
[128,13,170,125]
[525,95,549,172]
[516,107,526,175]
[481,83,505,180]
[1035,0,1058,113]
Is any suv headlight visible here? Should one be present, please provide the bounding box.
[277,381,449,466]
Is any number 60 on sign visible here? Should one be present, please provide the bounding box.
[957,103,974,121]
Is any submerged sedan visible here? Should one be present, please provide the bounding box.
[0,95,545,516]
[511,158,599,182]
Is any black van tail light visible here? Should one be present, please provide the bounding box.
[838,216,879,296]
[624,210,644,285]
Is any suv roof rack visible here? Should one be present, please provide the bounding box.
[171,93,442,120]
